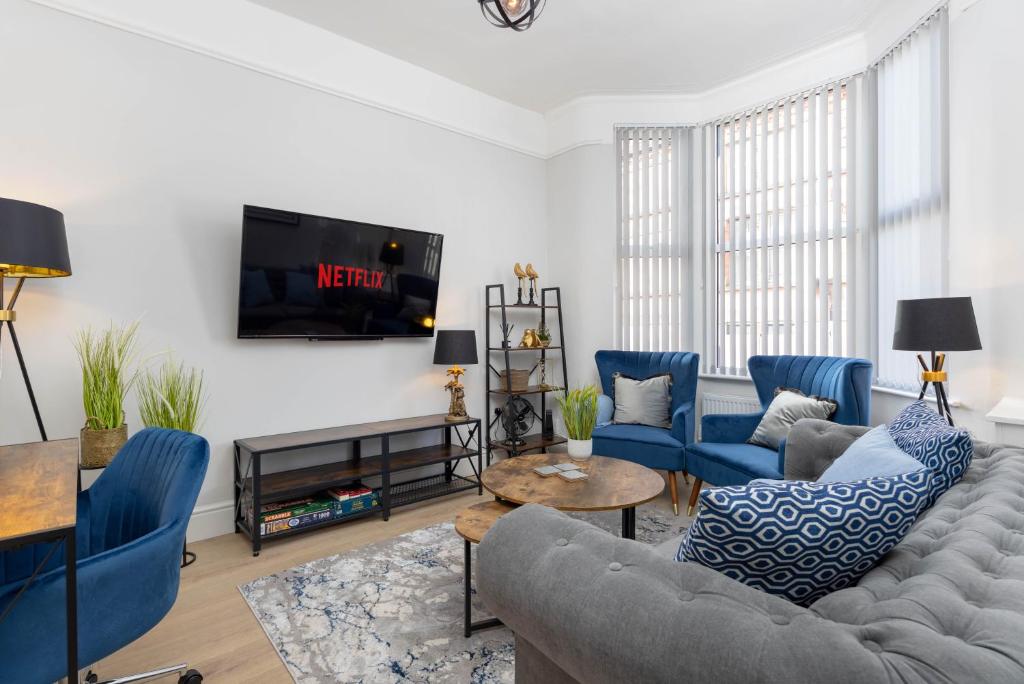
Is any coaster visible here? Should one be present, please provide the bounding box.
[558,469,589,482]
[533,465,561,477]
[554,463,581,471]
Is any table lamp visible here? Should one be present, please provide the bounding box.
[433,330,478,422]
[0,198,72,441]
[893,296,981,426]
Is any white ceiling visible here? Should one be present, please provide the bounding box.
[248,0,889,112]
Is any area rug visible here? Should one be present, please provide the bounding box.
[239,505,689,683]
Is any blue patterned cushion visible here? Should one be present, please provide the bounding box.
[887,400,973,507]
[675,472,933,605]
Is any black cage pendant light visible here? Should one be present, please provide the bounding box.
[479,0,546,31]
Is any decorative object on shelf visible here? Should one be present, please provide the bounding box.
[513,262,527,304]
[499,321,515,349]
[543,409,555,440]
[500,396,535,447]
[519,328,541,349]
[479,0,545,32]
[499,368,530,393]
[525,263,539,305]
[0,197,72,441]
[434,330,479,422]
[74,321,140,469]
[557,385,599,461]
[137,356,207,432]
[537,357,555,390]
[536,325,551,348]
[893,296,981,426]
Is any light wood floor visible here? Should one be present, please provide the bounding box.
[93,480,689,683]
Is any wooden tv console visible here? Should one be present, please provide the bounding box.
[233,414,482,556]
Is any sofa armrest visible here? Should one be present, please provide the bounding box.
[783,419,872,480]
[670,401,696,446]
[700,411,764,443]
[478,504,887,684]
[596,394,614,427]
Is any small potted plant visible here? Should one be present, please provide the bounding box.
[136,356,207,432]
[556,385,599,461]
[536,326,552,348]
[75,321,140,468]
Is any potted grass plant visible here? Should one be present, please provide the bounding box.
[136,356,206,433]
[556,385,599,461]
[75,321,140,468]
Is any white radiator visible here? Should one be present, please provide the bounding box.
[700,393,761,417]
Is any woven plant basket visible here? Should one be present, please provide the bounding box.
[499,369,531,392]
[80,423,128,469]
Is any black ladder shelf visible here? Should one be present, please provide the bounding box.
[485,284,569,464]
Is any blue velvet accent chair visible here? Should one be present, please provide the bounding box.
[684,355,872,514]
[0,428,209,683]
[592,350,700,515]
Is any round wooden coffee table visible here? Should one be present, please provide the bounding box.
[480,453,664,540]
[455,500,517,637]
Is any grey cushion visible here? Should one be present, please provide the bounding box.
[749,389,838,449]
[784,419,870,480]
[612,373,671,428]
[479,440,1024,684]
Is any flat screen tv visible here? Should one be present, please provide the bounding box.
[237,205,443,339]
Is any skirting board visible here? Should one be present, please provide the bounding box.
[186,499,236,543]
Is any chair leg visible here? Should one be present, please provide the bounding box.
[686,478,703,517]
[666,471,679,516]
[681,470,690,485]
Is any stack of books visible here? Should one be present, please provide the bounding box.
[244,484,380,536]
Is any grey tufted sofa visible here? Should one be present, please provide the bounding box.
[477,419,1024,683]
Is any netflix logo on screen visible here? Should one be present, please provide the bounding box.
[317,263,385,289]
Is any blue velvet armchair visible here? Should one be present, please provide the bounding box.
[592,350,699,515]
[684,355,872,513]
[0,428,209,683]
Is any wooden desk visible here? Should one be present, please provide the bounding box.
[0,439,80,683]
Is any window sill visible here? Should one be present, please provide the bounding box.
[699,373,963,408]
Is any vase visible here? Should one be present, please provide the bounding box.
[80,423,128,469]
[567,438,593,461]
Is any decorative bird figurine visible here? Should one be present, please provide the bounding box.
[513,262,527,304]
[525,263,539,305]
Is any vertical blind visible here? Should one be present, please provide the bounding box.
[613,6,948,387]
[615,126,689,351]
[874,8,950,390]
[703,75,865,376]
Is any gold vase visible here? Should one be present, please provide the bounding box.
[80,423,128,469]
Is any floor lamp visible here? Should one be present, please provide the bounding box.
[892,297,981,426]
[0,198,72,441]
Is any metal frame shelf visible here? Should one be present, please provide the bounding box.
[485,284,568,464]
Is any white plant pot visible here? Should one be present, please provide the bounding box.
[567,438,593,461]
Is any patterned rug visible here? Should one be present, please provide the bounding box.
[239,504,689,683]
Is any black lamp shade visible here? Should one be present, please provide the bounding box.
[893,297,981,352]
[0,197,71,277]
[433,330,478,366]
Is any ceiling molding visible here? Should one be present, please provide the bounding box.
[25,0,549,159]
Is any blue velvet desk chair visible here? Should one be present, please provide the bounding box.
[0,428,209,684]
[592,350,700,515]
[684,355,872,514]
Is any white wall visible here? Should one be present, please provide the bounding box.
[545,0,1022,443]
[0,1,548,539]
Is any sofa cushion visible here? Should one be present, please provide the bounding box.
[817,424,927,483]
[685,442,782,480]
[612,373,672,428]
[592,423,682,449]
[676,471,934,605]
[749,389,838,449]
[888,400,973,507]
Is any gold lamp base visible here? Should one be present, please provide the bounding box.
[444,364,469,422]
[917,352,955,426]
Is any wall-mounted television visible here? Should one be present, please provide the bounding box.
[237,205,443,340]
